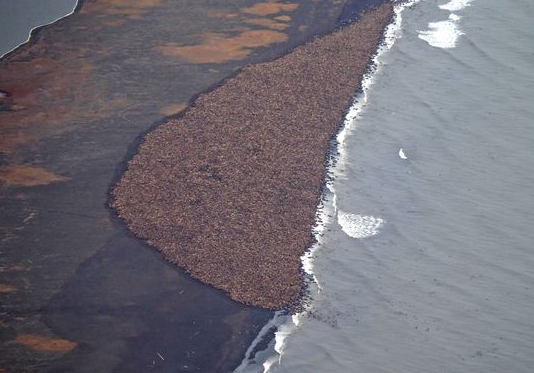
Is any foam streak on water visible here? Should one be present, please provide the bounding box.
[337,212,384,238]
[418,13,464,49]
[439,0,473,12]
[417,0,474,49]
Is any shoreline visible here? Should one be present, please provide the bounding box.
[111,3,395,310]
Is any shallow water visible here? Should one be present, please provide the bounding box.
[238,0,534,372]
[0,0,78,57]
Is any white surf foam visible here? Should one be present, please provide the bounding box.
[337,211,385,238]
[418,13,464,49]
[439,0,473,12]
[418,0,475,49]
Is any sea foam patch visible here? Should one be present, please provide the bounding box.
[418,13,464,49]
[439,0,473,12]
[337,211,385,238]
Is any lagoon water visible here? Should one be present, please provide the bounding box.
[0,0,77,57]
[237,0,534,372]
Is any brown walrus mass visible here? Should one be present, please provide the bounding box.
[110,4,394,309]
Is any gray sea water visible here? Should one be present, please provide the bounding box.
[0,0,77,57]
[236,0,534,372]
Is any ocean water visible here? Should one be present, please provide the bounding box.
[236,0,534,372]
[0,0,77,57]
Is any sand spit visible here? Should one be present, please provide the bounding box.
[111,4,394,309]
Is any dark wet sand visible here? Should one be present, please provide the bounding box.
[111,4,394,309]
[0,0,389,371]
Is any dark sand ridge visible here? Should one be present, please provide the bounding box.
[111,3,394,309]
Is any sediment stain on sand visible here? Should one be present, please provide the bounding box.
[155,30,288,63]
[0,165,68,187]
[245,18,289,30]
[81,0,163,18]
[0,54,126,157]
[242,2,299,16]
[159,102,188,116]
[13,334,77,354]
[0,264,26,272]
[274,15,292,21]
[207,4,293,31]
[207,11,240,20]
[0,284,17,293]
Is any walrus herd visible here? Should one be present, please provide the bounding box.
[110,4,394,309]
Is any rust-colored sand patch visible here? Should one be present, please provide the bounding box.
[0,264,26,272]
[0,132,35,155]
[245,18,289,30]
[0,165,68,187]
[207,11,239,20]
[160,102,188,116]
[14,334,77,354]
[82,0,163,17]
[155,30,288,63]
[108,0,162,7]
[0,52,127,159]
[274,15,292,22]
[102,18,126,27]
[0,284,17,293]
[242,3,299,16]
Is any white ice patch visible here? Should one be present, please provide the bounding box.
[418,13,464,49]
[337,211,384,239]
[439,0,473,12]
